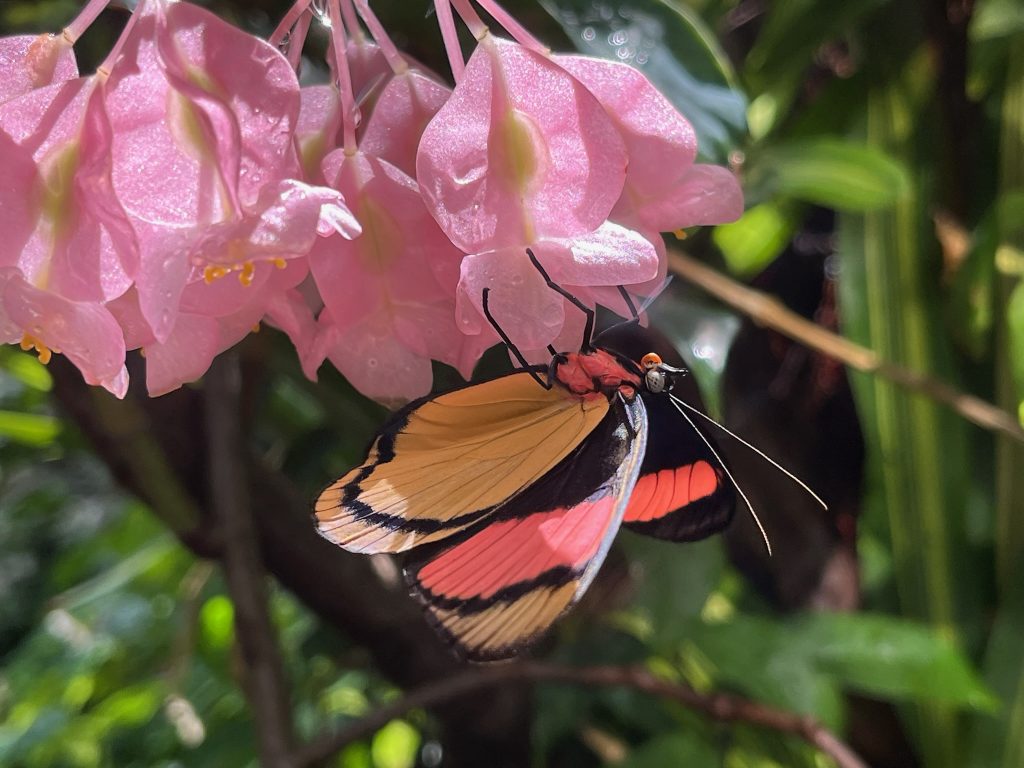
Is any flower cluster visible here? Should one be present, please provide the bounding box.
[0,0,742,403]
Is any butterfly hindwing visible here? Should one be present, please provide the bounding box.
[315,371,611,554]
[622,391,735,541]
[406,393,649,661]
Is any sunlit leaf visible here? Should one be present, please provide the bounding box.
[0,349,53,391]
[713,202,800,277]
[370,720,420,768]
[0,410,60,446]
[200,596,235,650]
[540,0,747,161]
[751,138,911,211]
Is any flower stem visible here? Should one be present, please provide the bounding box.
[284,11,313,71]
[450,0,488,40]
[329,0,359,154]
[353,0,407,74]
[340,0,364,44]
[63,0,111,44]
[434,1,465,81]
[269,0,313,46]
[96,0,144,76]
[475,0,547,53]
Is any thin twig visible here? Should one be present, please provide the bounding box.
[206,354,297,767]
[668,250,1024,443]
[295,662,868,768]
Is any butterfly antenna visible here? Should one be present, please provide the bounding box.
[668,394,828,512]
[667,396,772,556]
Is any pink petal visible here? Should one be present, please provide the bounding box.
[106,287,156,349]
[314,307,435,405]
[618,163,744,232]
[296,85,341,183]
[143,312,220,397]
[391,300,493,380]
[1,268,128,397]
[310,151,456,334]
[456,246,565,351]
[537,222,659,287]
[417,36,626,253]
[0,34,78,104]
[360,69,451,178]
[265,286,320,379]
[0,78,135,303]
[557,55,697,202]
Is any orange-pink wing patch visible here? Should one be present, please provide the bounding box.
[624,460,719,524]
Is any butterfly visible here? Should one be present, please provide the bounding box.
[315,250,820,661]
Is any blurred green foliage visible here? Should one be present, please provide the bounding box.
[2,0,1023,766]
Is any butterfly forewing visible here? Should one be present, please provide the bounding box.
[405,393,648,661]
[315,371,611,554]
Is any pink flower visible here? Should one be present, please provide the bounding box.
[104,0,358,344]
[416,35,662,350]
[306,149,488,401]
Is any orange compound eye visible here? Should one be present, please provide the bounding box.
[640,352,662,369]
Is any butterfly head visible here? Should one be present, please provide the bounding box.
[639,352,687,394]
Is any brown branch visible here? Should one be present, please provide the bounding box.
[295,662,868,768]
[206,354,296,767]
[668,250,1024,443]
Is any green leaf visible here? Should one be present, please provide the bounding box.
[621,732,720,767]
[540,0,747,161]
[800,614,998,711]
[751,138,911,211]
[200,595,235,650]
[946,208,998,359]
[0,410,60,446]
[370,720,420,768]
[0,348,53,391]
[713,202,800,277]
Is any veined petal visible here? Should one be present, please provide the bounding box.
[417,36,626,253]
[315,307,435,406]
[361,69,451,178]
[0,77,135,303]
[557,55,697,200]
[538,222,660,287]
[457,246,565,351]
[617,163,743,232]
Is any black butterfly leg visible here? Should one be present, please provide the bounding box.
[481,287,552,389]
[525,248,595,350]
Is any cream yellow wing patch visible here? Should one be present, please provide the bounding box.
[315,372,609,553]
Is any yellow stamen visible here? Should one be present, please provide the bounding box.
[19,334,52,364]
[238,261,255,287]
[272,257,288,270]
[139,348,147,358]
[204,265,228,283]
[251,323,260,334]
[672,229,688,240]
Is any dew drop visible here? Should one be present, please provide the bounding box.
[367,357,378,368]
[581,27,596,42]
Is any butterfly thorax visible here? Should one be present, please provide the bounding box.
[551,349,642,399]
